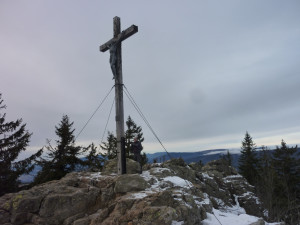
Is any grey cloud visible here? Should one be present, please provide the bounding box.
[1,0,300,153]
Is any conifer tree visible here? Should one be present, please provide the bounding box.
[272,140,300,223]
[221,150,232,167]
[100,131,117,159]
[238,131,259,185]
[141,152,148,167]
[125,116,144,157]
[0,94,42,196]
[34,115,84,184]
[256,146,277,219]
[101,116,145,160]
[84,143,104,171]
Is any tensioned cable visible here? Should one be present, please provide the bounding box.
[75,85,114,141]
[124,85,223,224]
[123,85,172,160]
[212,211,223,225]
[123,86,225,220]
[100,98,115,144]
[124,86,195,191]
[123,86,156,136]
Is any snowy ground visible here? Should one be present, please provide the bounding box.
[202,208,280,225]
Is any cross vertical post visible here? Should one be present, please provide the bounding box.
[113,17,125,175]
[100,17,138,174]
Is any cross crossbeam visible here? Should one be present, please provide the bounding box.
[100,25,138,52]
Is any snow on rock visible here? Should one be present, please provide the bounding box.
[203,208,280,225]
[202,172,213,179]
[127,192,148,199]
[171,221,185,225]
[162,176,192,188]
[151,167,171,173]
[0,158,282,225]
[203,208,262,225]
[89,172,103,178]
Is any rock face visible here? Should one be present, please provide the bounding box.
[0,159,266,225]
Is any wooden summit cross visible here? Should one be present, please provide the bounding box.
[100,17,138,174]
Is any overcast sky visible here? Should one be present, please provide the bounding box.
[1,0,300,156]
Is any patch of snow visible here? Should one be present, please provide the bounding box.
[240,192,261,204]
[174,194,194,209]
[202,173,213,179]
[146,181,160,192]
[171,221,184,225]
[194,199,203,208]
[140,170,152,181]
[223,174,243,183]
[199,193,211,205]
[224,195,246,215]
[202,208,260,225]
[151,167,171,173]
[89,172,102,178]
[141,172,164,193]
[264,209,269,218]
[127,192,148,199]
[163,176,192,188]
[240,191,252,198]
[213,198,226,208]
[203,207,280,225]
[225,175,243,179]
[184,202,193,209]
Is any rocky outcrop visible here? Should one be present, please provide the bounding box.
[198,160,263,217]
[0,159,270,225]
[101,158,141,175]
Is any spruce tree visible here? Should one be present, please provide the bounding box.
[256,146,277,220]
[238,131,259,185]
[101,116,145,160]
[0,94,42,196]
[272,140,300,223]
[85,143,104,171]
[34,115,84,184]
[221,150,232,167]
[125,116,144,157]
[100,131,117,159]
[141,152,148,167]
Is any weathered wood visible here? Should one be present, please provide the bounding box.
[113,17,124,175]
[100,25,138,52]
[100,16,138,175]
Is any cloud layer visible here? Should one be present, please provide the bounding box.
[1,0,300,153]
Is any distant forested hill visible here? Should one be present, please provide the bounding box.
[146,149,241,168]
[146,147,300,169]
[19,148,300,183]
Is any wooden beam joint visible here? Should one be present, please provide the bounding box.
[100,25,138,52]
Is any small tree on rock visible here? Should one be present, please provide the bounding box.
[101,116,145,160]
[100,131,117,159]
[34,115,84,184]
[85,143,105,171]
[238,131,259,185]
[125,116,144,157]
